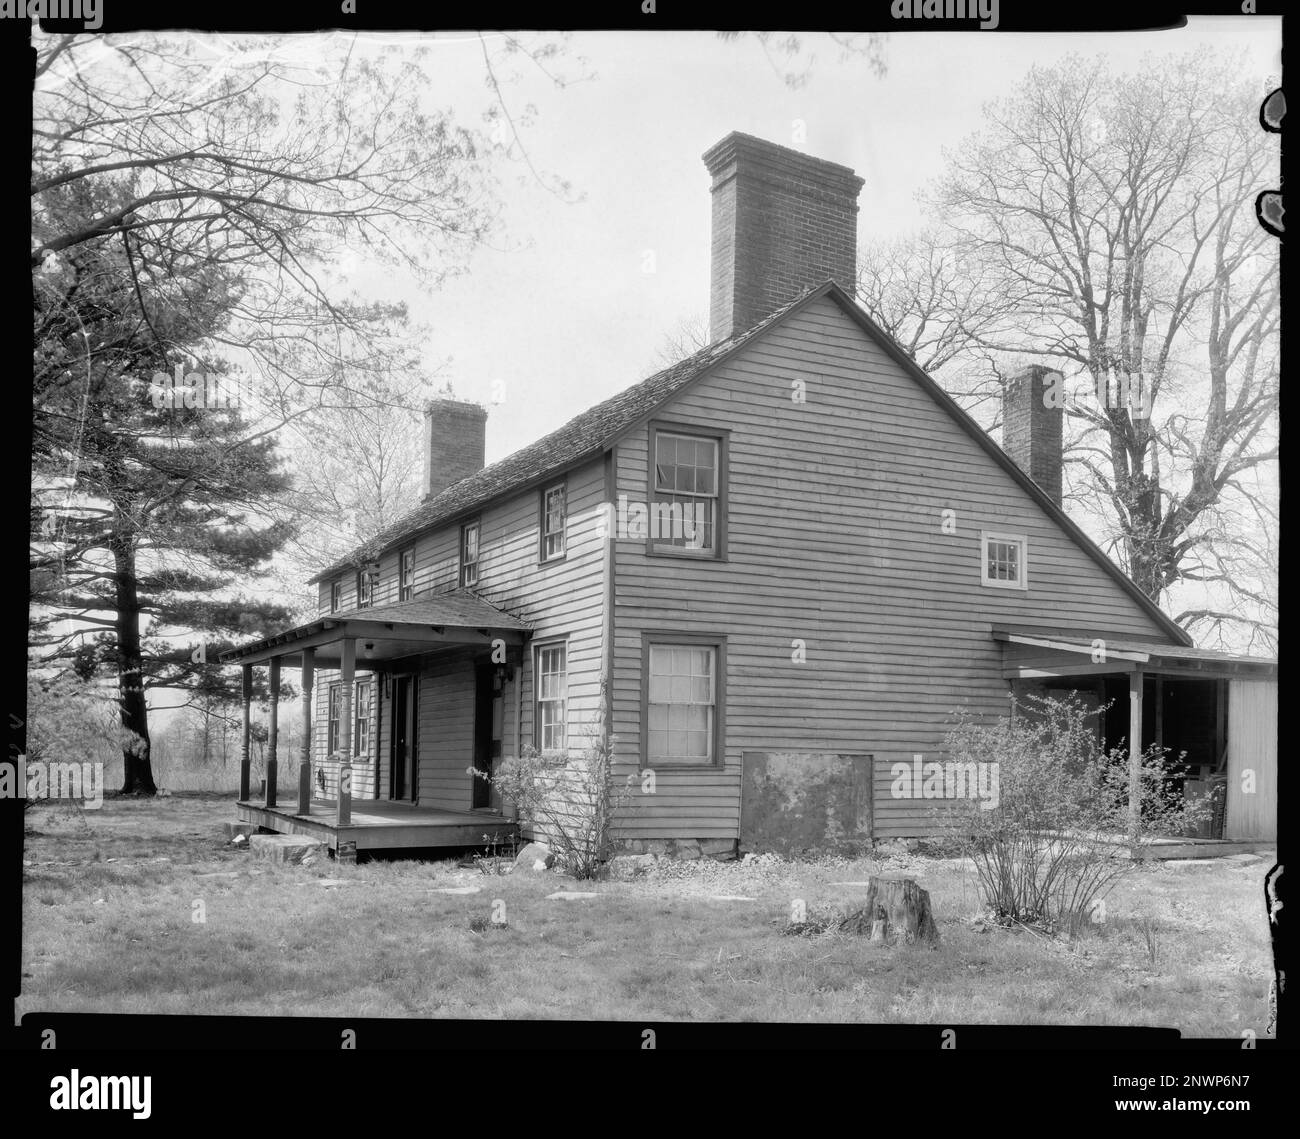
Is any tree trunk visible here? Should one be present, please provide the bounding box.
[839,876,939,946]
[111,518,156,796]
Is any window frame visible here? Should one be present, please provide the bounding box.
[354,678,374,757]
[327,682,342,755]
[980,530,1029,591]
[639,632,726,770]
[539,479,568,564]
[399,546,416,602]
[645,421,728,561]
[532,638,569,758]
[329,579,342,614]
[459,520,480,588]
[356,568,376,609]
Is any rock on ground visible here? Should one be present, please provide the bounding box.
[513,842,556,871]
[249,834,327,865]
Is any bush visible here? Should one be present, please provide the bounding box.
[474,729,633,880]
[937,692,1211,935]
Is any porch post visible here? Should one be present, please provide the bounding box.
[1128,668,1144,843]
[337,639,354,827]
[266,657,280,808]
[239,664,252,801]
[298,648,315,815]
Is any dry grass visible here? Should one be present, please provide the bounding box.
[18,794,1275,1032]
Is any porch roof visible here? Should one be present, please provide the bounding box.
[992,625,1278,681]
[219,590,531,668]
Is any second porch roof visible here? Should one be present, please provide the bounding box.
[218,590,531,669]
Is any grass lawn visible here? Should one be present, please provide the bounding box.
[18,794,1275,1032]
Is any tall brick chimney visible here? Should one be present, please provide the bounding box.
[422,398,487,501]
[703,132,865,342]
[1002,366,1064,506]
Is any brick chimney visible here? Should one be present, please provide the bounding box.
[703,132,865,342]
[422,398,487,501]
[1002,366,1064,506]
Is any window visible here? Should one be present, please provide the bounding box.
[399,547,415,601]
[981,531,1028,590]
[644,638,723,766]
[534,642,567,754]
[460,522,480,587]
[327,683,342,754]
[540,482,566,562]
[354,680,373,756]
[649,425,725,556]
[356,568,376,608]
[329,580,342,613]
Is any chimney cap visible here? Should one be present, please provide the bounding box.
[702,131,864,196]
[422,397,488,418]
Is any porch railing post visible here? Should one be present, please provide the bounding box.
[239,664,252,801]
[337,639,355,828]
[298,648,315,816]
[1128,668,1144,845]
[266,657,280,808]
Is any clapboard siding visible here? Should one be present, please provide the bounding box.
[314,457,608,808]
[612,294,1173,840]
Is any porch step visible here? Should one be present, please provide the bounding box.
[249,834,327,865]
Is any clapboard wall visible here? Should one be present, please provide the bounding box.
[611,292,1174,841]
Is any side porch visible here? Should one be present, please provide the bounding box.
[220,592,532,858]
[995,626,1278,853]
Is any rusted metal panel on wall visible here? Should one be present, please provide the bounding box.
[740,751,872,855]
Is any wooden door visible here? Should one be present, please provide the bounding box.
[390,676,418,802]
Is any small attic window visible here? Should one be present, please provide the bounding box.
[981,531,1028,590]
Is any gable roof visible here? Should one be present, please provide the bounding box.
[312,281,1192,647]
[309,291,808,584]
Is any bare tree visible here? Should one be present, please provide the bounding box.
[864,53,1277,650]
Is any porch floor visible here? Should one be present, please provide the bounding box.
[236,797,514,853]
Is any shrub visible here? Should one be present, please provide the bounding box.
[937,692,1211,935]
[474,728,633,880]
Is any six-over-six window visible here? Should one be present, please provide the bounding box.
[650,426,723,555]
[534,642,567,754]
[646,640,721,766]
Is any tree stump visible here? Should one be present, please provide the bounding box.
[839,876,939,946]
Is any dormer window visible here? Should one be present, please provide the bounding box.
[460,522,480,587]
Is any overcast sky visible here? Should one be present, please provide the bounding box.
[334,19,1281,463]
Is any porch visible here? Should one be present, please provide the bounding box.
[236,796,515,854]
[220,591,531,856]
[994,626,1278,848]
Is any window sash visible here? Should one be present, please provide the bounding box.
[330,581,341,613]
[647,644,716,764]
[357,571,375,608]
[399,549,415,601]
[652,431,719,553]
[327,685,341,754]
[535,644,567,753]
[982,534,1026,587]
[461,524,479,586]
[542,485,566,560]
[354,681,373,755]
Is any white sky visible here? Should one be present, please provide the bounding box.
[339,19,1281,463]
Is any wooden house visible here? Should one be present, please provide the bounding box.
[223,132,1277,860]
